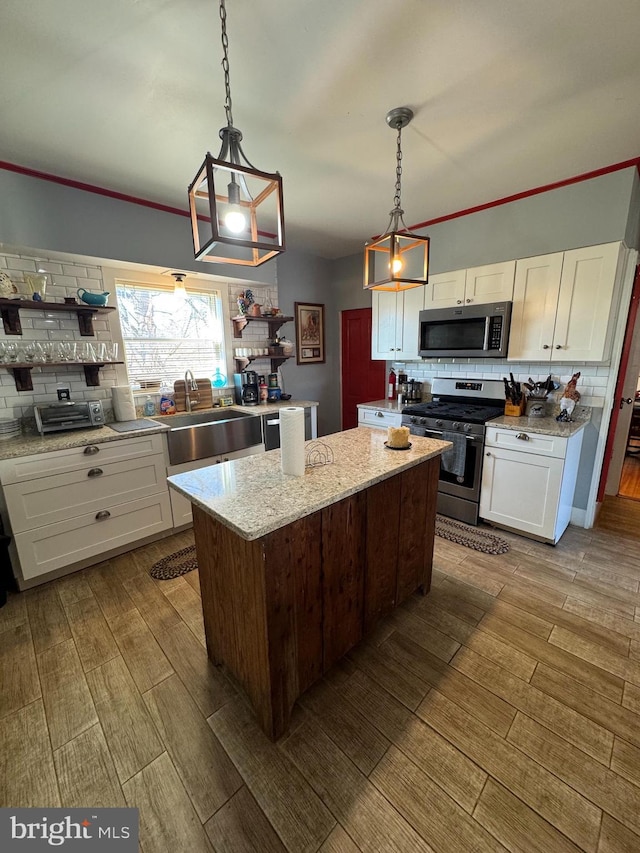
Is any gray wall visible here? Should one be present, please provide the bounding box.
[276,250,338,435]
[0,169,276,285]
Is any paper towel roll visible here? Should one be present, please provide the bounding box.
[112,386,136,422]
[280,407,305,476]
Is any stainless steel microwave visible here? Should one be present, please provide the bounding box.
[418,301,512,359]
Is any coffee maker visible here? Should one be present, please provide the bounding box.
[233,370,259,406]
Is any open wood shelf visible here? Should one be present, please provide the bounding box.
[232,314,293,339]
[0,361,124,391]
[234,355,292,373]
[0,298,116,337]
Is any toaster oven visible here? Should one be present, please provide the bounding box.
[34,400,105,435]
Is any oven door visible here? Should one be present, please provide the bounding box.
[410,425,484,502]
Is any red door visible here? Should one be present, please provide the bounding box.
[341,308,386,429]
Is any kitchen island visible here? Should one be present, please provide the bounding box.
[168,427,449,739]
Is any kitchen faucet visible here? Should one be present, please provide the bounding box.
[184,370,199,412]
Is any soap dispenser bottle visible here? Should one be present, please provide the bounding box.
[143,396,156,417]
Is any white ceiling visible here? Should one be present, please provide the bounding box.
[1,0,640,260]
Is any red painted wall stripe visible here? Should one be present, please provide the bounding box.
[0,159,192,218]
[2,155,639,240]
[407,157,640,233]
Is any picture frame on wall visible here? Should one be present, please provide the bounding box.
[295,302,325,364]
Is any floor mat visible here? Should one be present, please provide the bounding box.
[150,545,198,579]
[435,514,510,554]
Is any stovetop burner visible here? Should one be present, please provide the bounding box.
[402,400,504,425]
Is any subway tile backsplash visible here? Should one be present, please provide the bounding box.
[392,357,611,409]
[0,249,120,420]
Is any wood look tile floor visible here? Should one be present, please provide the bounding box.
[2,507,640,852]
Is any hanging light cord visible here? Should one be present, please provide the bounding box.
[393,125,403,214]
[385,122,409,234]
[219,0,234,128]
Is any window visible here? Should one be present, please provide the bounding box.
[116,281,226,386]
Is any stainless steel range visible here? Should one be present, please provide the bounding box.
[402,378,505,525]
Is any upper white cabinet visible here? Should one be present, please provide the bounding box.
[371,286,426,360]
[508,242,625,362]
[423,261,515,309]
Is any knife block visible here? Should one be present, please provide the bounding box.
[504,399,526,417]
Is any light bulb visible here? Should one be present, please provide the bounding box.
[391,257,403,274]
[172,274,187,298]
[224,207,246,233]
[225,179,246,234]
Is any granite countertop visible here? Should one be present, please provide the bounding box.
[488,414,589,437]
[0,400,319,460]
[357,399,405,413]
[168,426,450,541]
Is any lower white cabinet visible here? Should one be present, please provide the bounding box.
[479,426,584,543]
[357,406,402,430]
[14,493,172,581]
[0,433,173,584]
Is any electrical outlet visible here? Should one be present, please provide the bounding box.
[56,386,71,401]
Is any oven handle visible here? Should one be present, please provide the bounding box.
[419,427,480,442]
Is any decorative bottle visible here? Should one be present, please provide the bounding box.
[387,368,397,400]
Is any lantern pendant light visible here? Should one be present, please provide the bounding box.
[188,0,285,267]
[364,107,429,291]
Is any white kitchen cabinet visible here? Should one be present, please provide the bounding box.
[479,426,584,543]
[0,433,173,585]
[508,242,625,362]
[423,261,515,309]
[357,406,402,430]
[371,286,426,359]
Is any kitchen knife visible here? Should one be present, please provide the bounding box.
[503,377,512,402]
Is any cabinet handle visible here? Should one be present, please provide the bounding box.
[95,510,111,520]
[555,344,562,350]
[376,411,384,417]
[542,345,550,350]
[84,445,100,455]
[456,300,462,305]
[486,452,491,457]
[466,299,472,303]
[516,433,530,441]
[87,467,103,477]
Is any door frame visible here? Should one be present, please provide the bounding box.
[585,249,638,526]
[598,264,640,500]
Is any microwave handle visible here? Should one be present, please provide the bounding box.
[483,317,490,351]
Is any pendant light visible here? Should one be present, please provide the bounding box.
[171,272,187,298]
[188,0,285,267]
[364,107,430,291]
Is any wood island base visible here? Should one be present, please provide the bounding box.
[192,456,439,740]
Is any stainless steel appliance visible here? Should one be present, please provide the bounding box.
[402,377,504,524]
[233,370,259,406]
[262,408,313,451]
[34,400,105,435]
[418,301,512,359]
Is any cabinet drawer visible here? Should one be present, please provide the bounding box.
[5,453,168,532]
[358,408,402,429]
[14,492,173,580]
[0,433,167,485]
[485,427,567,459]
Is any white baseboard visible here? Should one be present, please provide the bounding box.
[570,507,588,528]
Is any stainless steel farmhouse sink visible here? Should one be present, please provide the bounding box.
[158,409,262,465]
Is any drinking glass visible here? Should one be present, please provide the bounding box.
[21,342,36,363]
[105,342,118,361]
[32,343,46,363]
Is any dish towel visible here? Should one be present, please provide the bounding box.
[441,431,467,477]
